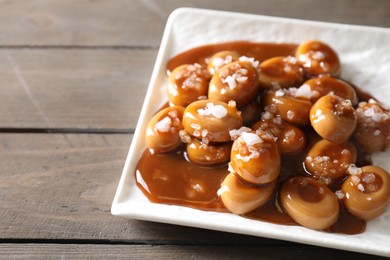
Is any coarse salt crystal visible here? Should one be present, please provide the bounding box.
[312,51,325,60]
[357,183,365,192]
[348,164,362,175]
[210,105,228,118]
[275,89,285,97]
[154,116,172,132]
[287,110,295,120]
[217,185,229,196]
[222,75,237,89]
[179,130,192,143]
[229,127,251,140]
[236,76,248,83]
[185,112,196,119]
[295,84,315,99]
[237,68,248,75]
[190,123,201,130]
[362,173,376,183]
[351,175,361,185]
[212,57,225,67]
[239,56,259,68]
[335,190,345,199]
[284,129,296,138]
[241,132,263,146]
[262,111,272,120]
[228,162,235,173]
[374,129,381,136]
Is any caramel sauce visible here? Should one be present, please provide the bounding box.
[136,41,369,235]
[167,41,297,74]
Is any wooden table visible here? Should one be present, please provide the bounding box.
[1,0,389,258]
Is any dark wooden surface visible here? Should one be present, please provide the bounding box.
[1,0,389,258]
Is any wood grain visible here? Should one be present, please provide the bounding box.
[0,244,385,259]
[0,49,156,129]
[0,0,388,47]
[0,133,290,244]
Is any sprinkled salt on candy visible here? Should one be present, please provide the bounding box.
[275,89,285,97]
[262,111,272,120]
[351,175,361,185]
[222,75,237,89]
[212,57,225,67]
[306,156,313,163]
[285,129,296,138]
[185,112,196,119]
[335,190,345,199]
[193,130,201,137]
[362,173,376,183]
[210,105,228,118]
[285,56,298,64]
[287,110,295,120]
[154,116,172,132]
[348,164,363,176]
[228,162,235,173]
[190,123,201,130]
[237,68,248,75]
[314,156,330,163]
[239,56,260,68]
[341,149,350,155]
[229,127,251,140]
[235,76,248,83]
[295,84,319,99]
[217,185,229,196]
[357,183,365,192]
[220,88,227,95]
[228,100,236,108]
[312,51,325,60]
[198,95,207,100]
[168,110,178,118]
[189,143,196,149]
[221,71,248,89]
[201,129,208,137]
[240,132,263,146]
[197,102,228,118]
[374,130,381,136]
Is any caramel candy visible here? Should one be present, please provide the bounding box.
[145,106,185,153]
[280,176,339,230]
[296,76,358,105]
[310,95,357,144]
[296,40,341,77]
[342,165,390,220]
[258,56,304,89]
[182,100,243,142]
[219,173,277,215]
[353,99,390,153]
[209,61,259,107]
[305,139,357,185]
[230,131,280,185]
[263,90,312,125]
[167,64,210,107]
[186,139,231,166]
[207,51,240,75]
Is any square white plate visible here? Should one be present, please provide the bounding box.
[112,8,390,257]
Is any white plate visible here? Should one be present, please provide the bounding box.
[112,8,390,257]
